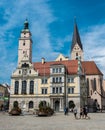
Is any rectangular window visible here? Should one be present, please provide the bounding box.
[59,77,62,82]
[42,88,44,94]
[68,77,74,83]
[52,87,62,94]
[52,87,55,93]
[41,78,47,84]
[56,87,58,93]
[56,77,58,83]
[52,77,55,83]
[52,68,55,73]
[45,89,47,94]
[41,88,47,94]
[68,87,74,94]
[60,87,62,93]
[59,68,61,73]
[56,68,58,73]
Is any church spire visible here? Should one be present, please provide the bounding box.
[71,19,83,51]
[70,19,84,61]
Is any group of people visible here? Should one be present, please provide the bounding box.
[64,106,90,119]
[73,106,90,119]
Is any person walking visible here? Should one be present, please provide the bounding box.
[64,107,67,115]
[73,106,77,119]
[83,106,90,119]
[80,107,83,119]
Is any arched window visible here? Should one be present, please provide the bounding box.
[14,81,19,94]
[30,81,34,94]
[29,101,34,108]
[22,80,27,94]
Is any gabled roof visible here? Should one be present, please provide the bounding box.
[71,21,83,51]
[33,60,103,76]
[82,61,103,75]
[33,60,78,76]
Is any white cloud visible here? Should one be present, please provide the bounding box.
[81,24,105,78]
[0,0,57,84]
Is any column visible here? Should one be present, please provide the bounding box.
[27,79,29,95]
[19,79,21,94]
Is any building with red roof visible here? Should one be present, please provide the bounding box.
[9,20,105,112]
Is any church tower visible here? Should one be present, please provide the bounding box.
[18,19,32,64]
[71,20,84,61]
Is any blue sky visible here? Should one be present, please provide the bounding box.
[0,0,105,84]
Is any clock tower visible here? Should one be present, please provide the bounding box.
[18,19,32,65]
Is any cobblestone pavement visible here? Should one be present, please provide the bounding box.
[0,112,105,130]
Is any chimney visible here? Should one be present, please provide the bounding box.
[42,57,45,64]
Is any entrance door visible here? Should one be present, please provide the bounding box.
[55,100,60,112]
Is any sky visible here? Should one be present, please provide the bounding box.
[0,0,105,84]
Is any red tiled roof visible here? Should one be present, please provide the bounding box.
[32,60,103,76]
[82,61,103,75]
[33,60,78,76]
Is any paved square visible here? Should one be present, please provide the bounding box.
[0,112,105,130]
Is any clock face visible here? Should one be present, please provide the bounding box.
[22,69,27,75]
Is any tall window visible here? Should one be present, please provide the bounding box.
[60,87,62,93]
[52,68,55,73]
[22,80,27,94]
[100,78,103,95]
[87,78,89,96]
[30,81,34,94]
[94,78,96,91]
[76,53,78,60]
[14,81,19,94]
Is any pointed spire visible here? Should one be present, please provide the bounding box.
[71,19,83,51]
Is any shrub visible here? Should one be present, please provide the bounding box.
[38,101,54,116]
[9,106,21,115]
